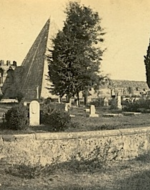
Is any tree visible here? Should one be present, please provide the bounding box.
[47,1,106,104]
[144,40,150,88]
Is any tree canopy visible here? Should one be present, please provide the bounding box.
[47,1,106,101]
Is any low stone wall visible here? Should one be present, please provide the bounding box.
[0,127,150,166]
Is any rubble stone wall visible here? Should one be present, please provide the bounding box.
[0,127,150,166]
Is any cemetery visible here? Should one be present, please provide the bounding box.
[0,96,150,189]
[1,1,150,190]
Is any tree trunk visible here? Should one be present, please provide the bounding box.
[83,90,88,106]
[66,94,71,103]
[76,91,80,107]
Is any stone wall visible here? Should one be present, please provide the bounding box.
[0,127,150,166]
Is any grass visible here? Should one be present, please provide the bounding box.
[67,106,150,132]
[1,153,150,189]
[0,105,150,134]
[1,104,150,189]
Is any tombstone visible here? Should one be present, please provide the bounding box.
[58,97,61,103]
[111,89,115,97]
[103,97,109,107]
[74,99,79,106]
[36,86,39,99]
[6,60,11,66]
[65,103,70,112]
[89,105,99,117]
[85,108,90,113]
[116,95,122,109]
[23,102,27,106]
[110,97,116,109]
[0,60,4,66]
[29,100,40,126]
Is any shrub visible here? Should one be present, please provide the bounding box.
[123,99,150,112]
[41,109,71,132]
[16,91,24,102]
[5,104,29,130]
[40,103,55,123]
[90,98,105,107]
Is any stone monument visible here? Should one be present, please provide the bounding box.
[65,103,71,112]
[29,100,40,126]
[89,105,99,117]
[116,95,122,109]
[103,97,109,107]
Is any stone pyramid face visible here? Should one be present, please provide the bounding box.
[20,19,50,100]
[3,19,58,100]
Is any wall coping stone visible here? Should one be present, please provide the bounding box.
[1,126,150,141]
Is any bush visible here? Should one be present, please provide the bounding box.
[5,104,29,130]
[41,109,71,132]
[123,99,150,112]
[90,98,105,107]
[16,92,24,102]
[40,103,55,123]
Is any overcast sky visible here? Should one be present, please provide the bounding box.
[0,0,150,81]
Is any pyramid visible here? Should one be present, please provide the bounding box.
[2,19,58,100]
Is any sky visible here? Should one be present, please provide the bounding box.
[0,0,150,81]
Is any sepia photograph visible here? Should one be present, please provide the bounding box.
[0,0,150,189]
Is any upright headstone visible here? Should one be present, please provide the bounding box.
[111,89,115,97]
[29,100,40,126]
[89,105,99,117]
[23,102,27,106]
[103,97,109,107]
[76,100,79,107]
[36,86,39,99]
[65,103,70,112]
[116,96,122,109]
[6,60,11,66]
[58,97,61,103]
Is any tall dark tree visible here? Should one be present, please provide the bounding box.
[144,40,150,88]
[47,1,106,103]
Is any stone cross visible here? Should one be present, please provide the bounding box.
[29,100,40,126]
[89,105,99,117]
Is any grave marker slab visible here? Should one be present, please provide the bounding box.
[103,97,109,107]
[29,100,40,126]
[89,105,99,117]
[116,96,122,109]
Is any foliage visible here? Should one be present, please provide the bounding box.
[144,40,150,88]
[89,97,109,107]
[5,104,29,130]
[40,102,72,131]
[44,97,53,104]
[123,99,150,112]
[0,94,3,101]
[40,103,55,123]
[16,91,24,102]
[41,109,71,132]
[47,1,106,101]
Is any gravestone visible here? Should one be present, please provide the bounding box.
[29,100,40,126]
[89,105,99,117]
[116,95,122,109]
[111,89,115,97]
[36,86,39,99]
[23,102,27,106]
[103,97,109,107]
[58,97,61,103]
[110,97,116,109]
[65,103,70,112]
